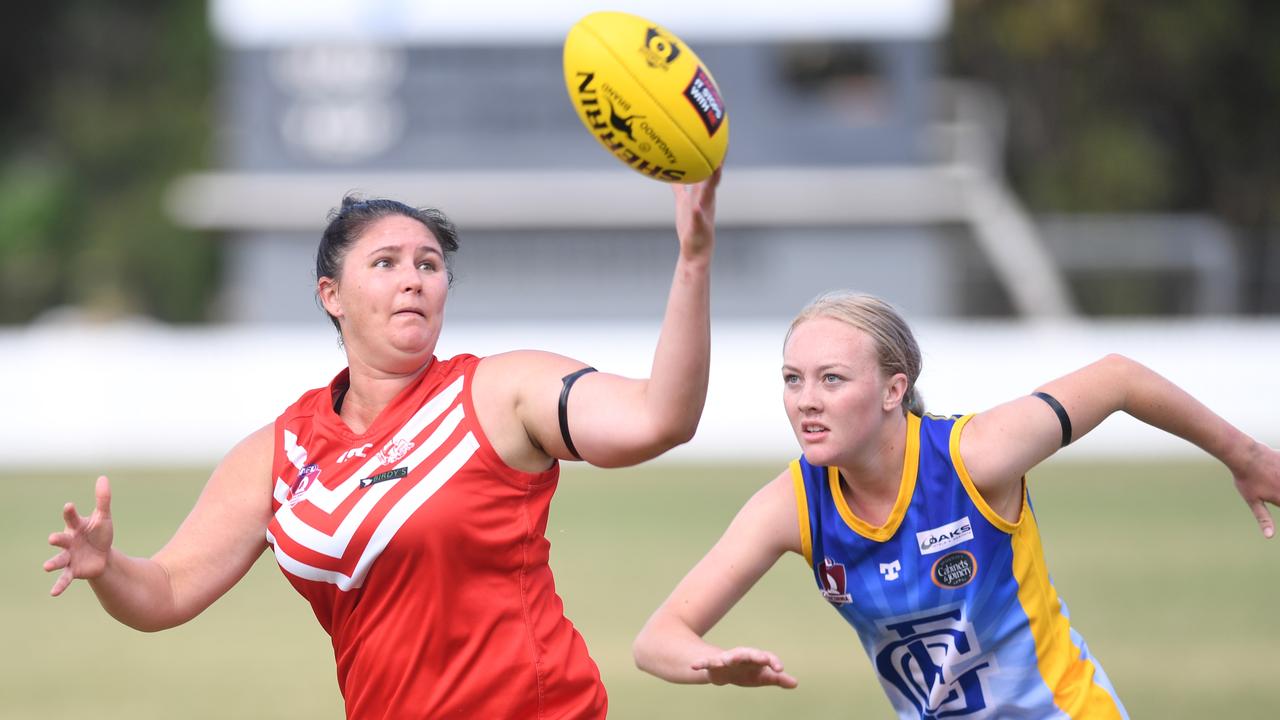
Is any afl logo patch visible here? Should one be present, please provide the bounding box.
[932,551,977,589]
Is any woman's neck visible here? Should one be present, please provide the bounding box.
[338,355,433,434]
[838,412,908,508]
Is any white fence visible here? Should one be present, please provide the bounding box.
[3,319,1277,469]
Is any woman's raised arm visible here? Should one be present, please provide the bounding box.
[476,169,721,469]
[960,354,1280,535]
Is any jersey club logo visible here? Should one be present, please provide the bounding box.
[375,437,415,466]
[819,557,853,605]
[874,607,994,718]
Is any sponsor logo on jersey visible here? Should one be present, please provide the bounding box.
[874,606,993,717]
[359,466,408,488]
[932,551,977,589]
[375,438,415,466]
[819,557,853,605]
[288,463,321,506]
[337,443,373,463]
[916,516,974,556]
[683,67,725,136]
[879,559,902,581]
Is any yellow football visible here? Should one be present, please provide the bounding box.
[563,11,728,183]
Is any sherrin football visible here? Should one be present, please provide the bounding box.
[563,11,728,183]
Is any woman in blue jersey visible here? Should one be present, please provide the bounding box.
[633,291,1280,719]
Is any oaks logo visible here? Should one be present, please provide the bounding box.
[916,516,974,556]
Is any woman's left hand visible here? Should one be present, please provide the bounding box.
[1230,440,1280,538]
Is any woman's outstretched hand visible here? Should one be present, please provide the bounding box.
[44,475,115,596]
[672,167,722,261]
[691,646,798,689]
[1231,441,1280,539]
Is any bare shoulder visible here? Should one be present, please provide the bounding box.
[473,349,592,419]
[215,423,275,486]
[957,399,1056,524]
[230,423,274,460]
[472,350,593,471]
[758,468,799,505]
[738,468,804,556]
[475,349,586,384]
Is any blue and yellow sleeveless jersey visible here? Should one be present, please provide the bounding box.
[792,413,1128,719]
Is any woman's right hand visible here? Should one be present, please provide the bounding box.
[44,475,114,597]
[691,646,798,689]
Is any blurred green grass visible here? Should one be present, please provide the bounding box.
[3,460,1277,719]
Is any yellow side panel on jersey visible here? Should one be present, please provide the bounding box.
[790,460,814,567]
[1012,506,1125,718]
[948,413,1021,533]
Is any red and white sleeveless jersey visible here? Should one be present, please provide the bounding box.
[267,354,607,719]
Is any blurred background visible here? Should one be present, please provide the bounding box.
[2,1,1278,718]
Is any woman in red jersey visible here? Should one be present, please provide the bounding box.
[43,169,720,719]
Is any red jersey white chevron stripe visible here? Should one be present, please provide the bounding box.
[267,355,607,719]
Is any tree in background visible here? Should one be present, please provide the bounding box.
[949,0,1280,312]
[0,0,216,323]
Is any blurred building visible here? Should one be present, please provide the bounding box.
[169,0,1237,324]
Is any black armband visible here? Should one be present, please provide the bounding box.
[558,367,598,460]
[1032,391,1073,448]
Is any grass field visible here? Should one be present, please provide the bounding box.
[3,459,1277,719]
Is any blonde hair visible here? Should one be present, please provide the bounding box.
[785,291,925,416]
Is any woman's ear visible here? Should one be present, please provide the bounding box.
[317,277,343,319]
[883,372,908,411]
